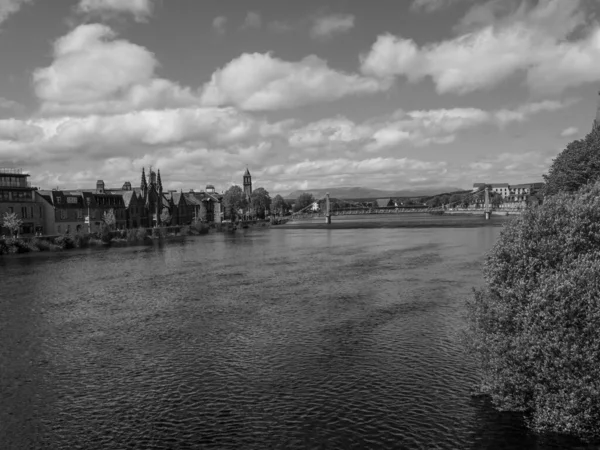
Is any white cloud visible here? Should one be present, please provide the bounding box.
[361,0,600,95]
[200,52,389,111]
[289,99,574,152]
[267,20,294,33]
[242,11,261,29]
[32,24,198,115]
[212,16,227,34]
[0,0,33,27]
[560,126,579,138]
[310,13,355,39]
[77,0,154,22]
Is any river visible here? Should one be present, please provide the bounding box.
[0,221,589,449]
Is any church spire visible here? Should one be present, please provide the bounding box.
[157,169,163,193]
[141,167,148,195]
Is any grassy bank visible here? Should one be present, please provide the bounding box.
[0,223,210,256]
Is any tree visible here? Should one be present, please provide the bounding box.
[271,194,287,216]
[250,187,271,219]
[222,185,247,221]
[464,181,600,441]
[543,127,600,196]
[294,192,315,212]
[449,194,462,207]
[425,196,441,208]
[102,209,116,230]
[160,208,171,226]
[2,212,22,237]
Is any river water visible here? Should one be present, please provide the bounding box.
[0,221,590,449]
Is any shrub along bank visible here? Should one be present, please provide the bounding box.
[463,181,600,441]
[0,223,210,256]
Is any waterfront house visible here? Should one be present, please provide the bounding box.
[0,168,45,236]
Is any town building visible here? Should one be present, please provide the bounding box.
[0,168,45,236]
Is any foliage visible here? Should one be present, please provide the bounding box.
[222,185,247,221]
[102,209,116,229]
[250,187,271,219]
[464,181,600,441]
[55,234,76,249]
[160,208,171,226]
[272,194,287,215]
[294,192,315,212]
[100,226,112,243]
[543,127,600,196]
[2,212,22,236]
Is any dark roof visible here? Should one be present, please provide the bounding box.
[376,198,394,208]
[490,183,509,188]
[120,191,136,207]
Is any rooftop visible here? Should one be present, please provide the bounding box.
[0,168,28,176]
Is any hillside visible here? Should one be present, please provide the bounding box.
[285,186,464,200]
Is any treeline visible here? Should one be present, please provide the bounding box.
[464,126,600,442]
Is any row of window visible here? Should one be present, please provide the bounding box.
[4,206,42,219]
[56,208,126,221]
[0,190,34,201]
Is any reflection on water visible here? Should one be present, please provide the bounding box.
[0,226,590,449]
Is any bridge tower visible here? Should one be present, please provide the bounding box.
[484,186,491,220]
[325,193,331,224]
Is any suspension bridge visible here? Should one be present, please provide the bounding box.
[288,187,524,223]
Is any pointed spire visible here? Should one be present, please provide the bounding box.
[157,169,163,192]
[244,166,250,176]
[141,167,148,192]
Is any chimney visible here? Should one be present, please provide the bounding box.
[122,181,132,191]
[189,189,194,193]
[96,180,105,193]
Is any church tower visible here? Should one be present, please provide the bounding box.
[243,167,252,199]
[594,90,600,131]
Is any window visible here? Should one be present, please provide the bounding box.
[8,206,13,214]
[21,206,27,218]
[29,206,33,218]
[57,225,61,234]
[77,209,83,219]
[0,191,9,201]
[60,210,67,220]
[39,206,43,218]
[57,197,62,204]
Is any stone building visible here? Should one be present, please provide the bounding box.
[0,168,45,236]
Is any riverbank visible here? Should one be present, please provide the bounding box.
[279,214,510,229]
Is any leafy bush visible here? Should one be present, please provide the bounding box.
[54,234,75,249]
[543,126,600,196]
[100,226,111,243]
[464,181,600,441]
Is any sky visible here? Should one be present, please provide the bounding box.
[1,0,600,195]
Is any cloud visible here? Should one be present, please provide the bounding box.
[0,97,21,109]
[361,0,600,95]
[289,99,574,152]
[242,11,261,29]
[212,16,227,34]
[0,0,33,27]
[410,0,472,13]
[200,52,389,111]
[32,23,198,115]
[560,126,579,138]
[310,13,354,39]
[267,20,294,33]
[76,0,154,22]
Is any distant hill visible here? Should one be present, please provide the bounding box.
[285,186,465,200]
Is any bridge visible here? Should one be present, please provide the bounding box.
[288,187,524,223]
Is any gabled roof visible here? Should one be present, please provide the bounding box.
[376,198,394,208]
[183,193,202,206]
[120,190,136,207]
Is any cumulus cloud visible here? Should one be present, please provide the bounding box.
[361,0,600,95]
[212,16,227,34]
[310,13,355,39]
[0,0,33,27]
[200,52,389,111]
[76,0,154,22]
[32,24,199,115]
[242,11,261,29]
[560,126,579,138]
